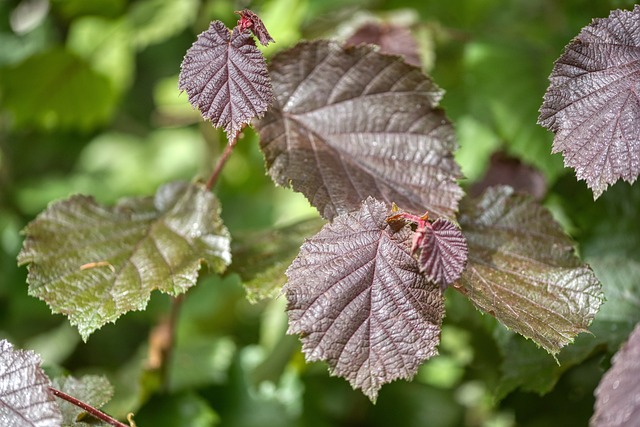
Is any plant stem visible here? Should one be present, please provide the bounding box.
[50,387,129,427]
[205,136,238,191]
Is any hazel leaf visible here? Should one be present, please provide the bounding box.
[51,375,113,426]
[538,6,640,198]
[179,19,273,141]
[255,40,463,220]
[18,182,231,340]
[456,186,603,354]
[418,218,468,287]
[591,323,640,427]
[0,339,62,427]
[285,197,444,402]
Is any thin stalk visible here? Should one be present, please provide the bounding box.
[205,136,238,190]
[50,387,129,427]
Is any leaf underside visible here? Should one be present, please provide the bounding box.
[18,182,231,340]
[456,186,603,354]
[285,197,444,402]
[179,20,273,141]
[0,339,62,427]
[592,323,640,426]
[538,6,640,198]
[255,40,463,221]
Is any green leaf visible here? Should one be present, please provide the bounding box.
[18,181,231,340]
[0,48,116,130]
[126,0,199,50]
[456,186,603,354]
[231,217,325,303]
[51,375,113,426]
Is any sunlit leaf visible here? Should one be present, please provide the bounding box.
[18,181,231,340]
[538,6,640,198]
[592,323,640,427]
[0,339,62,427]
[456,186,603,354]
[286,197,444,402]
[231,217,325,303]
[255,40,463,221]
[126,0,199,49]
[179,20,273,141]
[418,218,467,287]
[51,375,113,426]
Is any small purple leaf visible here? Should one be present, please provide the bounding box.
[236,9,274,46]
[592,323,640,426]
[179,20,273,141]
[418,218,467,287]
[538,6,640,198]
[285,197,444,402]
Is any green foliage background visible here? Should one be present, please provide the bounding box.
[1,0,639,426]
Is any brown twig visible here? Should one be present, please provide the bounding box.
[50,386,130,427]
[205,135,239,191]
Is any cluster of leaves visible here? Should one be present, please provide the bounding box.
[3,2,640,425]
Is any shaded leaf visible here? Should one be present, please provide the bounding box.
[51,375,113,426]
[418,218,467,287]
[538,6,640,198]
[0,48,116,130]
[456,186,603,354]
[591,323,640,427]
[285,197,444,401]
[346,21,421,67]
[255,40,463,221]
[231,217,325,303]
[0,339,62,427]
[179,20,273,141]
[134,392,219,427]
[18,181,231,340]
[236,9,274,46]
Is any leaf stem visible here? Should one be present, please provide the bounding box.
[205,136,239,191]
[50,386,130,427]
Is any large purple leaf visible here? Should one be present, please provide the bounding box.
[285,197,444,401]
[255,40,463,221]
[179,20,273,141]
[538,6,640,198]
[591,323,640,426]
[0,340,62,427]
[456,186,603,354]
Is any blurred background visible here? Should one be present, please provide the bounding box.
[1,0,639,426]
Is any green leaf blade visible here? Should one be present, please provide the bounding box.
[456,186,603,354]
[18,182,231,340]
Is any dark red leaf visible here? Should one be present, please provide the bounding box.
[255,40,463,221]
[538,6,640,198]
[236,9,274,46]
[179,21,273,141]
[285,197,444,401]
[346,21,421,67]
[592,323,640,426]
[418,218,467,287]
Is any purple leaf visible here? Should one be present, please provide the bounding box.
[592,323,640,426]
[255,40,463,221]
[236,9,274,46]
[345,21,421,67]
[418,218,467,287]
[179,20,273,141]
[0,339,62,427]
[285,197,444,402]
[538,6,640,198]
